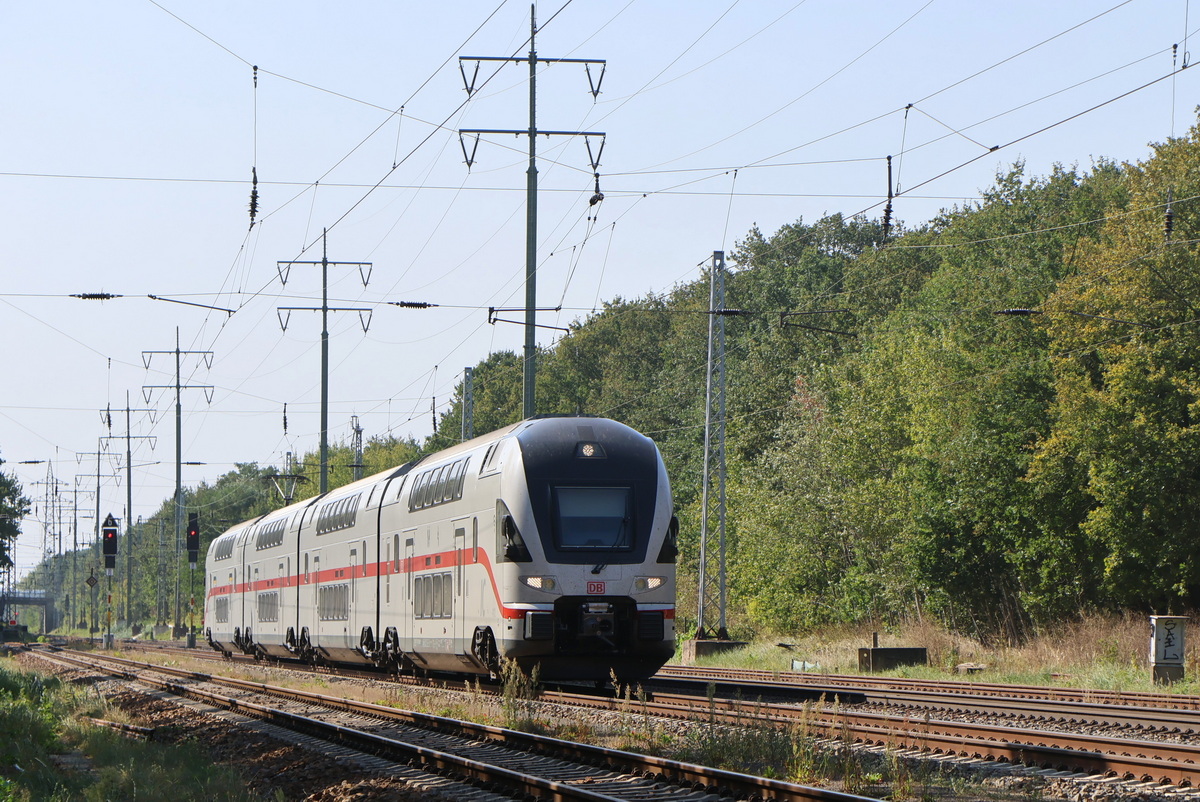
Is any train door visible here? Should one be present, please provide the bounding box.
[303,548,320,647]
[452,519,468,652]
[232,563,241,641]
[386,534,396,607]
[236,529,250,641]
[348,545,358,650]
[251,565,259,635]
[471,517,480,620]
[348,538,368,650]
[294,501,318,651]
[402,531,416,647]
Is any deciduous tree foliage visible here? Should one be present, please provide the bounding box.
[1027,126,1200,614]
[0,453,31,571]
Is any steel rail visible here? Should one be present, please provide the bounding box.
[36,648,876,802]
[658,664,1200,710]
[72,645,1200,788]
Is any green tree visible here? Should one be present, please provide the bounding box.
[1028,125,1200,612]
[0,453,31,571]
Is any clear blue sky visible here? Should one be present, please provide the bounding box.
[2,0,1194,576]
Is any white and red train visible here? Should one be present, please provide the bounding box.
[205,416,677,681]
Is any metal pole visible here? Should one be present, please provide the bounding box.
[696,252,729,640]
[351,416,364,482]
[320,230,330,494]
[457,10,602,420]
[125,394,133,623]
[462,367,475,441]
[174,327,182,634]
[71,485,78,629]
[523,7,538,420]
[714,254,729,641]
[157,518,165,625]
[94,447,100,583]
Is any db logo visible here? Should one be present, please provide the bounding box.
[587,581,606,595]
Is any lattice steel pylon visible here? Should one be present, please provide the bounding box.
[695,251,730,640]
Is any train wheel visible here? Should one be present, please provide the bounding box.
[298,627,314,663]
[472,627,500,678]
[381,628,402,673]
[359,626,376,661]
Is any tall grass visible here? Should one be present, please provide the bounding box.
[498,658,542,731]
[0,657,257,801]
[684,612,1200,693]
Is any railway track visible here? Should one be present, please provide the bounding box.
[32,647,875,802]
[134,641,1200,742]
[648,669,1200,736]
[659,663,1200,711]
[96,641,1200,792]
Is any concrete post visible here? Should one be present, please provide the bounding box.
[1150,615,1187,684]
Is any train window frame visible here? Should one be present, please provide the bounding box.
[424,469,441,508]
[480,441,504,474]
[495,500,532,563]
[424,469,438,507]
[316,493,361,535]
[550,485,635,551]
[452,458,468,499]
[407,472,427,512]
[214,535,236,561]
[430,466,448,505]
[257,590,279,622]
[382,474,407,507]
[255,518,286,551]
[479,444,496,474]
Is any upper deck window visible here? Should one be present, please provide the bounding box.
[316,493,361,535]
[407,458,469,513]
[213,536,236,561]
[255,518,287,550]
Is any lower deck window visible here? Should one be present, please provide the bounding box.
[317,583,349,621]
[257,591,279,622]
[414,572,452,619]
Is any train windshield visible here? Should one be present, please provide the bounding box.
[551,486,633,550]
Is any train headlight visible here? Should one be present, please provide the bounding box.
[575,441,606,458]
[520,575,558,592]
[632,576,666,593]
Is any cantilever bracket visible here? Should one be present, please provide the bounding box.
[585,62,606,99]
[459,132,481,169]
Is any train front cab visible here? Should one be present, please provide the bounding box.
[492,417,677,681]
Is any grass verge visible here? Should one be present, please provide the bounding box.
[0,657,258,801]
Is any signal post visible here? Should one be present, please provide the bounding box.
[101,513,118,648]
[186,513,199,647]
